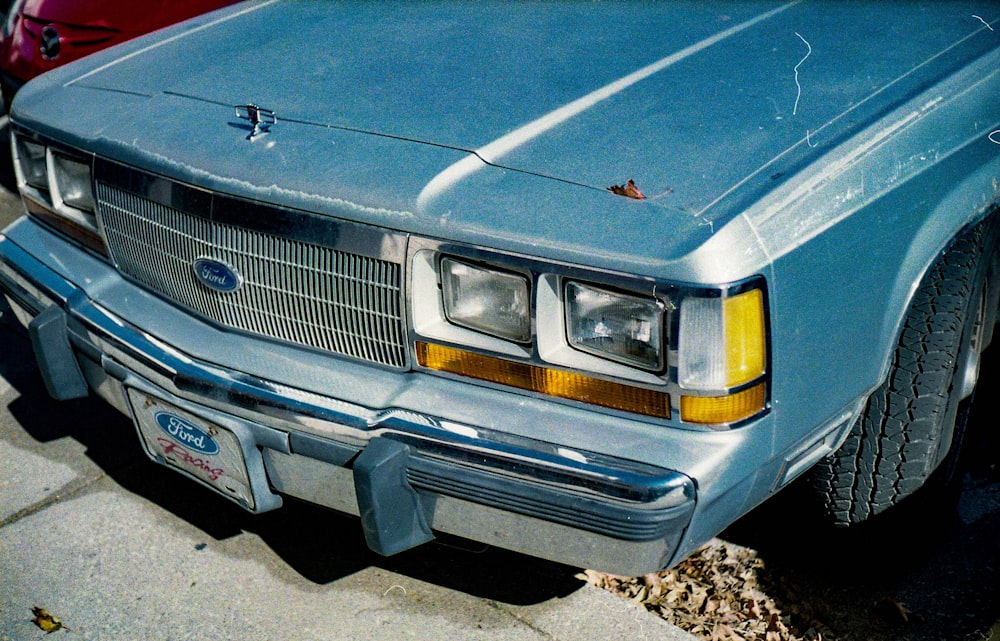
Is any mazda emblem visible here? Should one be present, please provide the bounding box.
[40,25,61,60]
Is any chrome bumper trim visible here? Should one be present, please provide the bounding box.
[0,231,696,575]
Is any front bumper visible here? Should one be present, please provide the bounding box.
[0,223,697,576]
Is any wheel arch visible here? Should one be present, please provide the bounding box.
[807,172,1000,524]
[874,160,1000,399]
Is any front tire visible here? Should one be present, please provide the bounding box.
[810,220,995,526]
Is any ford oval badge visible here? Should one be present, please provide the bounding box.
[155,411,220,455]
[193,258,243,293]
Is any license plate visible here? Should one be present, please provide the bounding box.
[128,389,256,510]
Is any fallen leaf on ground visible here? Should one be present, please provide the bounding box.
[31,607,68,633]
[582,539,821,641]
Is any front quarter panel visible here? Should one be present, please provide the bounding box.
[683,47,1000,469]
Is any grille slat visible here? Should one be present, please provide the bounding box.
[96,182,408,369]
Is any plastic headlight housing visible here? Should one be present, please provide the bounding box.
[564,281,664,371]
[411,240,769,426]
[676,287,768,425]
[441,257,530,343]
[10,130,105,255]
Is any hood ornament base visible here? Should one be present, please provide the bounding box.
[235,104,276,141]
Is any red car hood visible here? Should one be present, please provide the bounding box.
[18,0,233,33]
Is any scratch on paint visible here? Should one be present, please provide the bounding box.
[972,14,994,31]
[416,1,803,208]
[990,130,1000,145]
[806,129,817,148]
[766,96,784,120]
[792,32,811,116]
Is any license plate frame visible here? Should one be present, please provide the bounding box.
[128,388,256,510]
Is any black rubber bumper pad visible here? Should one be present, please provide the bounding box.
[353,437,434,556]
[28,305,89,401]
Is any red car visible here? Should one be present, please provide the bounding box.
[0,0,237,109]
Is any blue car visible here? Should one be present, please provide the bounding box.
[1,1,998,575]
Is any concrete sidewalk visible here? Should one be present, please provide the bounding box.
[0,299,697,641]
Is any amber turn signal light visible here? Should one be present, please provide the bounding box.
[680,383,767,425]
[416,342,671,419]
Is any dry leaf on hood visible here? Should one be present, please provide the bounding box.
[608,179,647,200]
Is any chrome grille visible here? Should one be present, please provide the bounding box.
[96,182,408,368]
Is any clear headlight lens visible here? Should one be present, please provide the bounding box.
[565,281,664,371]
[441,257,530,343]
[13,137,47,190]
[678,288,766,390]
[49,152,95,211]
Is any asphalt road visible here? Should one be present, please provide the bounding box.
[0,115,695,641]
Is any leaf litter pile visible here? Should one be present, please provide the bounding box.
[582,539,829,641]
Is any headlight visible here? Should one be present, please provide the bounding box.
[49,152,96,211]
[13,136,47,190]
[677,287,767,425]
[3,0,25,40]
[678,288,766,390]
[440,257,530,343]
[10,130,106,256]
[411,241,770,426]
[564,281,664,371]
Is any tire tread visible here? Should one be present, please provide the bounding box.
[811,225,985,526]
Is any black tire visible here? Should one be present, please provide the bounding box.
[809,220,995,526]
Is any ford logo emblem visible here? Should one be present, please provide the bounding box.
[193,258,243,293]
[155,411,220,455]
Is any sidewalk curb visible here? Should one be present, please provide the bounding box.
[502,583,700,641]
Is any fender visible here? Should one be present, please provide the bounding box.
[879,156,1000,391]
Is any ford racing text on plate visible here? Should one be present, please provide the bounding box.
[129,390,255,509]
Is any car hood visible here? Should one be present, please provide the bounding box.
[11,0,999,272]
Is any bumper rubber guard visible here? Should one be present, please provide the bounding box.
[28,305,89,400]
[353,437,435,556]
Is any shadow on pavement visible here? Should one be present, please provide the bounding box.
[0,298,584,605]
